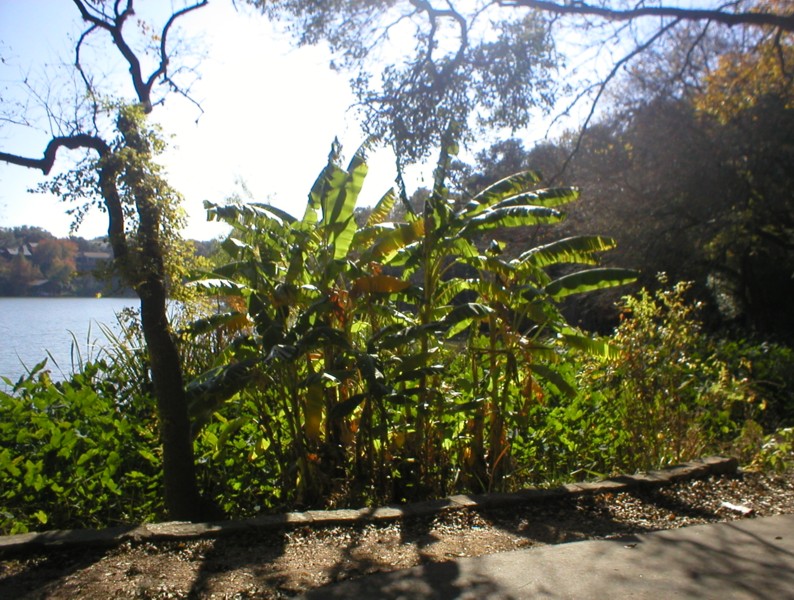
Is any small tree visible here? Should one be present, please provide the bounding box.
[0,1,209,521]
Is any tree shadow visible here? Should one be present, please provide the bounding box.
[544,515,794,599]
[301,559,515,599]
[482,478,733,548]
[182,479,733,597]
[0,544,111,598]
[184,507,452,598]
[644,517,794,599]
[184,501,514,598]
[183,522,290,598]
[5,473,768,598]
[301,512,794,599]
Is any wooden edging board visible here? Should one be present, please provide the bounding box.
[0,455,738,556]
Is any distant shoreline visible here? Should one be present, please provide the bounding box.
[0,292,135,299]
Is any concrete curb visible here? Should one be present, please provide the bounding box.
[0,455,737,556]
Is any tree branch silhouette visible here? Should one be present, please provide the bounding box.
[500,1,794,32]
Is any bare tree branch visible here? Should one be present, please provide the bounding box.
[72,0,207,111]
[499,0,794,32]
[555,18,680,178]
[74,24,102,130]
[149,1,209,102]
[0,134,109,174]
[72,0,149,105]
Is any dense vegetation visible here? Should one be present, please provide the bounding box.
[2,145,793,534]
[1,0,793,536]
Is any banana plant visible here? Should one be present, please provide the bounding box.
[193,141,414,504]
[352,139,637,493]
[189,138,637,504]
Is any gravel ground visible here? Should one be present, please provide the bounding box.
[1,468,793,599]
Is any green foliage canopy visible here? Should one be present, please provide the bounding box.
[260,1,560,163]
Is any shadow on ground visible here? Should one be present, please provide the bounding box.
[299,515,794,599]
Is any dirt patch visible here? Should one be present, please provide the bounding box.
[2,469,793,599]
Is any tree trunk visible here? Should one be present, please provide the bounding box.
[135,185,202,521]
[138,278,201,521]
[116,110,203,522]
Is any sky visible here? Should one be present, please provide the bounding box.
[0,1,420,241]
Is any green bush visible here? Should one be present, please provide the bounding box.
[0,361,163,534]
[576,277,760,472]
[3,276,788,533]
[5,143,792,532]
[712,339,794,430]
[749,427,794,473]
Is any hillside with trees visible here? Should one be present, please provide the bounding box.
[0,226,218,297]
[0,226,118,296]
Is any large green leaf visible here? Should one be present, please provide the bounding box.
[518,298,561,328]
[339,151,367,219]
[303,145,368,261]
[319,165,349,228]
[520,236,618,268]
[249,203,298,225]
[491,187,580,210]
[187,278,247,294]
[220,237,251,258]
[285,241,307,286]
[464,255,515,282]
[367,189,397,226]
[446,236,480,261]
[434,278,474,307]
[295,326,351,354]
[460,205,564,236]
[314,147,367,234]
[365,220,425,262]
[442,302,494,325]
[303,140,343,227]
[213,259,273,283]
[205,201,296,227]
[441,302,496,338]
[352,222,397,251]
[463,170,543,216]
[387,351,440,373]
[545,268,638,300]
[561,332,620,359]
[180,311,248,337]
[332,216,358,260]
[514,339,560,361]
[529,363,577,398]
[329,394,367,420]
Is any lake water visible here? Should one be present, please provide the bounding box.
[0,297,138,385]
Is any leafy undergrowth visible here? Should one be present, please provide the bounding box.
[1,468,793,599]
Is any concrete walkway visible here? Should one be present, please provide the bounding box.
[299,514,794,599]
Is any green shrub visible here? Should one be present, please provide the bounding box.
[576,276,760,472]
[749,427,794,473]
[713,339,794,430]
[0,361,163,534]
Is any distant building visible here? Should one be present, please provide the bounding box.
[75,250,112,273]
[0,242,35,259]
